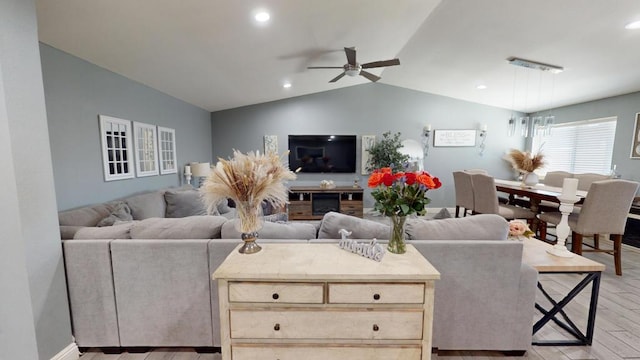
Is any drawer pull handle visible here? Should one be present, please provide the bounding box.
[274,323,280,331]
[373,324,379,331]
[373,293,381,300]
[272,293,279,300]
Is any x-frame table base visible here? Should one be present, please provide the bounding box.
[532,271,601,346]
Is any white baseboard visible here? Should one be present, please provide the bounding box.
[50,343,80,360]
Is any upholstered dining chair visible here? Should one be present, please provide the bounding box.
[543,171,574,187]
[537,171,575,213]
[453,171,474,217]
[469,173,537,221]
[538,179,639,276]
[573,173,611,191]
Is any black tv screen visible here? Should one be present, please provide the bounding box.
[288,135,357,173]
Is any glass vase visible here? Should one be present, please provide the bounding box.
[234,201,264,254]
[388,215,407,254]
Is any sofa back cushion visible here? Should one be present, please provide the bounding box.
[164,189,208,218]
[317,212,389,239]
[221,220,317,240]
[130,216,226,239]
[125,191,166,220]
[73,222,134,239]
[58,203,117,227]
[406,214,508,240]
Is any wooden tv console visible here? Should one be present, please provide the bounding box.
[288,186,363,220]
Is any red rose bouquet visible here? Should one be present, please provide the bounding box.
[368,167,442,217]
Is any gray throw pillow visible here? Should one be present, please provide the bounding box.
[432,208,452,219]
[164,190,209,218]
[264,212,288,223]
[317,211,389,239]
[96,202,133,227]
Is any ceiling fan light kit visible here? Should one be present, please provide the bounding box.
[308,47,400,83]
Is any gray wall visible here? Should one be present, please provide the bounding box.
[530,92,640,185]
[0,1,72,359]
[40,44,213,211]
[211,84,525,208]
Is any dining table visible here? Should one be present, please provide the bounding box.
[494,179,588,231]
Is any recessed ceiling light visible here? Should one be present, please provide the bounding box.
[476,84,487,90]
[255,11,270,22]
[625,20,640,29]
[283,82,291,89]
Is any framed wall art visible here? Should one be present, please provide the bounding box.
[361,135,375,174]
[264,135,278,155]
[158,126,177,174]
[133,121,160,177]
[99,115,135,181]
[631,113,640,159]
[433,129,477,147]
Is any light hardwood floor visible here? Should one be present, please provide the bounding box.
[79,240,640,360]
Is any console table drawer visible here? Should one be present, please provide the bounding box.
[232,345,422,360]
[230,309,423,339]
[229,282,323,304]
[329,283,424,304]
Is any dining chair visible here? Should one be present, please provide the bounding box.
[537,171,575,213]
[538,179,639,276]
[464,168,488,174]
[573,173,611,191]
[542,171,574,188]
[470,173,537,221]
[453,171,474,217]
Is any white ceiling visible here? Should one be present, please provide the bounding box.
[36,0,640,113]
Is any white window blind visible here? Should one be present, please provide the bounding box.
[532,117,617,176]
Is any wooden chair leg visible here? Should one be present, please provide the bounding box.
[455,206,460,218]
[613,234,622,276]
[538,220,547,242]
[593,233,600,249]
[572,232,583,255]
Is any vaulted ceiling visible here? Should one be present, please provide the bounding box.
[36,0,640,113]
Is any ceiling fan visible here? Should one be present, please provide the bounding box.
[307,47,400,83]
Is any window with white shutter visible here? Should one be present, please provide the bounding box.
[532,117,617,176]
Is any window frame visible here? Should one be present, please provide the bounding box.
[99,115,135,182]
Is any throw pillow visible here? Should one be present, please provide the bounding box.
[432,208,452,219]
[164,190,209,218]
[96,202,133,227]
[264,212,288,223]
[317,211,389,239]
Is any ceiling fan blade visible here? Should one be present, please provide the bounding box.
[329,72,346,83]
[361,59,400,69]
[308,66,344,69]
[344,47,356,66]
[360,70,381,82]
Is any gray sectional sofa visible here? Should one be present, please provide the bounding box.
[60,192,537,354]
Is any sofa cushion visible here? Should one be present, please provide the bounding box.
[97,202,133,226]
[130,216,227,239]
[73,222,134,239]
[125,191,166,220]
[58,203,116,227]
[164,189,208,218]
[317,212,389,239]
[406,214,509,240]
[221,220,317,240]
[60,225,85,240]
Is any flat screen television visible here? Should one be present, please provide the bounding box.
[288,135,357,173]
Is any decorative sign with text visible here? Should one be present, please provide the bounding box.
[338,229,385,262]
[433,129,477,147]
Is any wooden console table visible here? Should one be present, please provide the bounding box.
[522,238,605,346]
[288,186,363,220]
[213,243,440,360]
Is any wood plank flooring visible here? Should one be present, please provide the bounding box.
[79,239,640,360]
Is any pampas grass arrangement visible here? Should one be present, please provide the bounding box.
[505,149,545,173]
[201,150,296,233]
